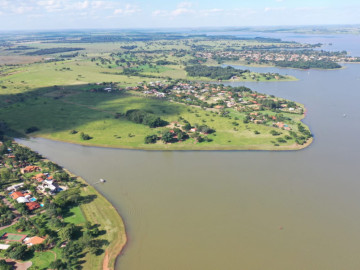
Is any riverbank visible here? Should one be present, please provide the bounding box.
[223,60,346,71]
[61,170,127,270]
[24,134,313,151]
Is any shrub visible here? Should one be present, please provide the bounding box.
[270,130,282,136]
[80,132,91,140]
[144,135,158,144]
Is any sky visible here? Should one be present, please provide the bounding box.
[1,0,360,30]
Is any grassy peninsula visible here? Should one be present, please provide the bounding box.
[0,31,314,150]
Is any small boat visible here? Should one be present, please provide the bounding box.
[343,114,347,118]
[94,178,106,185]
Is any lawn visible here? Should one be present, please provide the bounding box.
[78,177,126,270]
[63,205,86,225]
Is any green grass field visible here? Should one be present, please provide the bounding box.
[78,177,126,270]
[0,85,310,150]
[0,36,311,150]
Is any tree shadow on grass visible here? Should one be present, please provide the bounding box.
[80,194,97,204]
[0,84,183,140]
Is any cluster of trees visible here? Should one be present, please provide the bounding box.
[275,60,341,69]
[121,45,138,50]
[196,124,215,134]
[156,60,176,65]
[11,144,41,163]
[4,243,29,260]
[25,47,84,56]
[0,168,18,183]
[185,65,247,80]
[144,134,158,144]
[0,203,16,226]
[125,109,168,128]
[294,123,313,145]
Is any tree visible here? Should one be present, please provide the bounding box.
[183,122,192,131]
[144,135,157,144]
[0,259,12,270]
[54,171,70,182]
[80,132,91,140]
[4,243,28,260]
[49,260,67,270]
[58,224,75,241]
[161,131,173,143]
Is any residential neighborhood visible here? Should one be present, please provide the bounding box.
[0,140,105,269]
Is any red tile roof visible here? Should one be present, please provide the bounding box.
[26,202,40,211]
[25,236,45,245]
[10,191,23,200]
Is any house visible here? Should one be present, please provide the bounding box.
[10,191,24,200]
[17,197,30,204]
[26,202,41,211]
[23,236,45,246]
[38,180,60,195]
[34,173,46,182]
[21,166,40,174]
[6,183,24,192]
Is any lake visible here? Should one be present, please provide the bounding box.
[17,36,360,270]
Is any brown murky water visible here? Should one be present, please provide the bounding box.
[18,59,360,269]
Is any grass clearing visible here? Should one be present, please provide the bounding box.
[78,177,126,270]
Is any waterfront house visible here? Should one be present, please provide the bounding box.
[38,180,60,195]
[25,202,41,211]
[21,166,40,174]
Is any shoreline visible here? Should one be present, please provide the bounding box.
[19,135,313,151]
[69,172,127,270]
[224,61,347,71]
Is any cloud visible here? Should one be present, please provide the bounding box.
[199,8,224,17]
[152,5,196,18]
[0,0,141,17]
[177,1,193,8]
[264,7,286,12]
[113,4,141,15]
[172,8,195,16]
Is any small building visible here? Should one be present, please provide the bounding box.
[23,236,45,246]
[26,202,41,211]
